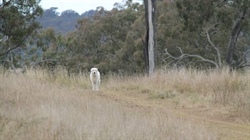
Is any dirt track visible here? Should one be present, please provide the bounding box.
[86,89,250,140]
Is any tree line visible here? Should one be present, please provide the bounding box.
[1,0,250,75]
[37,7,96,34]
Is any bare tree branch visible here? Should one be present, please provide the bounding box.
[0,36,8,42]
[0,45,20,57]
[235,49,250,69]
[165,47,219,69]
[0,0,12,9]
[205,23,222,68]
[214,0,227,7]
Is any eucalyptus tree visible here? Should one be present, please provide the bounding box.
[163,0,250,69]
[0,0,43,67]
[67,1,144,74]
[35,28,67,70]
[144,0,156,75]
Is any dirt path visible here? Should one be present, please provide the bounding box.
[84,89,250,140]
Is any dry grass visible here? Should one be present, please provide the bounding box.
[105,68,250,122]
[25,67,250,121]
[0,69,218,140]
[1,67,250,139]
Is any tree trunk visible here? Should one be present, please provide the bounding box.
[144,0,156,76]
[143,35,149,73]
[226,9,247,68]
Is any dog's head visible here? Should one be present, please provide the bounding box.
[91,68,99,75]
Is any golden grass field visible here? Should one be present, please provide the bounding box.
[0,68,250,140]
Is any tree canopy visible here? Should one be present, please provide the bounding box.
[0,0,43,67]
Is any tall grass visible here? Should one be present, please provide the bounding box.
[24,67,250,119]
[106,68,250,122]
[0,71,217,139]
[26,68,90,89]
[25,67,250,121]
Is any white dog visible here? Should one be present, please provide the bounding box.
[90,68,101,91]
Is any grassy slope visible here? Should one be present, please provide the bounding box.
[0,68,250,139]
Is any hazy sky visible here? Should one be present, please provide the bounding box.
[40,0,142,14]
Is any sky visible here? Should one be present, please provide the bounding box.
[40,0,142,14]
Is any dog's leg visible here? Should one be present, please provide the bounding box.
[96,83,99,91]
[92,81,95,90]
[95,83,97,91]
[95,82,98,91]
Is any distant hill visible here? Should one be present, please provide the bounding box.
[37,7,96,34]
